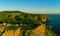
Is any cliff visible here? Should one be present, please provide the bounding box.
[0,23,57,36]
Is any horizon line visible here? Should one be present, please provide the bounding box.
[0,10,60,14]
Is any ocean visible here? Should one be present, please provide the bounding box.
[46,14,60,36]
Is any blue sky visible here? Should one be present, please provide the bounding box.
[0,0,60,13]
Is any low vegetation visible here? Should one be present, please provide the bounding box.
[0,11,57,36]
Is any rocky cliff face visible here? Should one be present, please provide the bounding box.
[23,24,57,36]
[0,24,57,36]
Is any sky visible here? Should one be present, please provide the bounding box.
[0,0,60,14]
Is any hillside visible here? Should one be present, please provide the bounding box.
[0,11,57,36]
[0,11,50,25]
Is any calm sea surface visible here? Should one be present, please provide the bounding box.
[46,14,60,36]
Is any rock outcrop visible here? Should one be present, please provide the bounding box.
[0,24,57,36]
[24,24,57,36]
